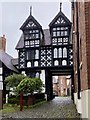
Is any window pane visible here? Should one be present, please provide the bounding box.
[54,48,58,58]
[59,48,62,58]
[34,61,38,67]
[53,28,56,30]
[35,50,39,59]
[63,47,67,58]
[36,34,39,38]
[61,31,64,36]
[27,62,31,67]
[53,32,56,36]
[62,60,67,66]
[54,60,59,66]
[57,27,60,30]
[57,31,60,36]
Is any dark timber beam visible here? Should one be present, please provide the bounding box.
[45,70,53,101]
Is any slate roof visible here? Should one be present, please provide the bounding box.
[11,58,18,66]
[15,29,51,49]
[43,29,51,45]
[15,34,24,49]
[0,50,19,73]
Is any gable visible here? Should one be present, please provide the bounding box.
[49,11,71,27]
[20,15,42,30]
[25,20,36,28]
[54,17,66,25]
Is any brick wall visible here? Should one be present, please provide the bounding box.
[84,2,90,89]
[0,35,6,52]
[73,2,90,91]
[73,2,78,92]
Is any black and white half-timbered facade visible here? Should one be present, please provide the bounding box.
[16,5,73,100]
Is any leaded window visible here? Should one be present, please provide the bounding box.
[35,50,39,59]
[59,48,62,58]
[54,48,58,58]
[63,47,67,58]
[54,60,59,66]
[26,49,39,60]
[62,60,67,66]
[27,61,31,67]
[34,61,39,67]
[24,29,40,47]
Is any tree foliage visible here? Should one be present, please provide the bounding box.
[16,77,43,95]
[5,74,26,87]
[5,74,43,96]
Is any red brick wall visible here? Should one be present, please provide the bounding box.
[73,2,78,92]
[0,35,6,52]
[73,2,90,91]
[84,2,90,89]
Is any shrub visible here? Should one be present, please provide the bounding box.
[16,77,43,95]
[5,74,26,87]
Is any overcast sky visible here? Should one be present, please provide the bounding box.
[1,2,71,58]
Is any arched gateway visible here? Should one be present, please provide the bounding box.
[16,5,74,101]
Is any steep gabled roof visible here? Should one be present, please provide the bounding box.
[15,34,24,49]
[49,11,71,27]
[20,15,42,30]
[0,50,19,73]
[43,29,51,45]
[11,58,18,66]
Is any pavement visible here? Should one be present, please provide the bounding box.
[2,97,80,119]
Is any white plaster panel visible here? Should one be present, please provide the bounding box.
[0,82,3,90]
[0,68,2,74]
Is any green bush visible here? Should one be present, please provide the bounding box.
[16,77,43,95]
[5,74,26,87]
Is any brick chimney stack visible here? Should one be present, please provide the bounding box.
[0,35,6,52]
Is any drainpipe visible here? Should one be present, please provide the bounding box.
[76,1,81,99]
[71,0,74,101]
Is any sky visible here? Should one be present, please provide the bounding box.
[1,2,71,58]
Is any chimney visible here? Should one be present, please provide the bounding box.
[0,35,6,52]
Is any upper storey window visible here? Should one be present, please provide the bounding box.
[24,29,40,47]
[20,12,43,48]
[49,9,71,46]
[24,29,39,40]
[52,27,69,37]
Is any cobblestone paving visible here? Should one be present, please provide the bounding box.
[2,97,80,119]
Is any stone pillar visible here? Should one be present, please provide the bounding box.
[0,67,3,109]
[45,70,53,101]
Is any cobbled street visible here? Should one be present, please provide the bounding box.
[2,97,80,119]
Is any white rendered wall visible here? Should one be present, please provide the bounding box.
[40,70,45,93]
[74,90,90,120]
[74,93,77,105]
[40,70,45,85]
[81,90,90,119]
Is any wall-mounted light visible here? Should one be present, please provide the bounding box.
[75,70,77,75]
[79,61,82,69]
[73,31,76,34]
